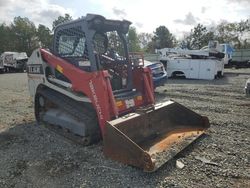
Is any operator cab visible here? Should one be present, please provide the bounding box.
[52,14,134,91]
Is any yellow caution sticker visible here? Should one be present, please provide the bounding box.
[137,95,143,100]
[56,65,63,73]
[116,100,123,107]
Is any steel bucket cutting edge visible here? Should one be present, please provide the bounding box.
[103,100,210,172]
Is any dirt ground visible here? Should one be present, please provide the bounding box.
[0,69,249,188]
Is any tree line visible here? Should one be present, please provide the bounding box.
[0,14,72,55]
[131,19,250,52]
[0,14,249,56]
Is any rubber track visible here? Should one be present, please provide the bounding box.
[39,88,95,121]
[37,87,100,145]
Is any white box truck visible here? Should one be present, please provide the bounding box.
[156,41,225,80]
[166,58,223,80]
[0,52,28,72]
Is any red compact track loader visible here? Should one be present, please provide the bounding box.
[27,14,209,172]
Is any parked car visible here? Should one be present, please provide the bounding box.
[144,60,167,88]
[129,53,167,88]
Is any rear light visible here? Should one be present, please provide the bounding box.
[136,95,142,101]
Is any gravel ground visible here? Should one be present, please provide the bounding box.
[0,69,249,188]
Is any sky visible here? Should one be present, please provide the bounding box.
[0,0,249,39]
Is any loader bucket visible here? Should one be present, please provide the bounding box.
[103,100,209,172]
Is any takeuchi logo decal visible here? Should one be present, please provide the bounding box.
[89,80,104,120]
